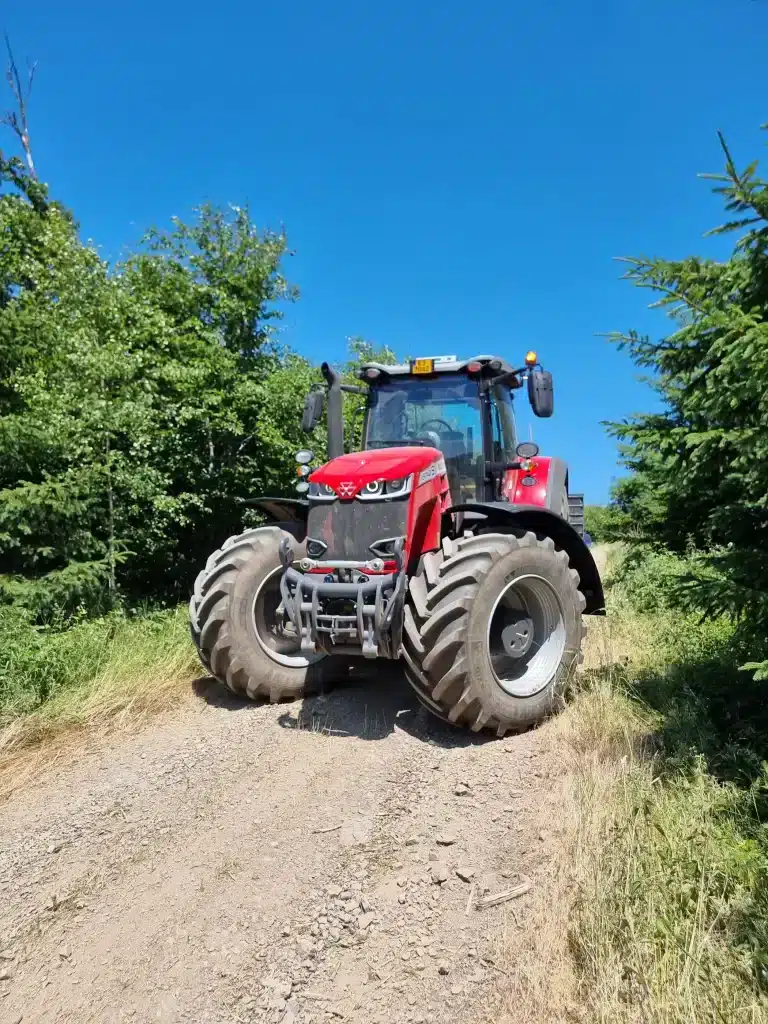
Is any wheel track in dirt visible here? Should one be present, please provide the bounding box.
[0,663,578,1024]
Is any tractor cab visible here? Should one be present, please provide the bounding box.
[300,352,554,507]
[359,353,549,505]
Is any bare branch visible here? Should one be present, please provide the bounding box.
[1,34,36,178]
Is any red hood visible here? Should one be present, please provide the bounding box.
[311,446,441,497]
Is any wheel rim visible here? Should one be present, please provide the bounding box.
[252,567,325,668]
[486,573,566,698]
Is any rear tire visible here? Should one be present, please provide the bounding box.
[190,527,346,701]
[401,531,586,736]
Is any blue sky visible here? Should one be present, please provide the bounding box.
[5,0,768,501]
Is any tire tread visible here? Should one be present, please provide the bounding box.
[401,530,587,735]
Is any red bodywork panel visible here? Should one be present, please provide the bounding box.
[405,460,450,569]
[309,449,558,567]
[309,447,450,568]
[311,447,442,497]
[501,456,552,509]
[309,448,558,568]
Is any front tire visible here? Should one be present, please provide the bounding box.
[190,527,344,701]
[401,531,586,736]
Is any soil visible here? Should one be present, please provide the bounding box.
[0,663,573,1024]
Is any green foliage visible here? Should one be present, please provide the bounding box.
[0,155,392,731]
[0,603,192,721]
[609,546,768,784]
[0,160,324,616]
[129,203,298,356]
[606,123,768,679]
[609,546,722,614]
[583,503,629,543]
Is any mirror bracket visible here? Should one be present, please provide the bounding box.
[480,369,522,392]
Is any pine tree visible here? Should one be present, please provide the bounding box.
[607,125,768,672]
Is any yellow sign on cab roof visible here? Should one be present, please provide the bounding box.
[411,358,434,374]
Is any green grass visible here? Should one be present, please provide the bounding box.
[0,605,198,774]
[554,549,768,1023]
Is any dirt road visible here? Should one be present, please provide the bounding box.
[0,665,572,1024]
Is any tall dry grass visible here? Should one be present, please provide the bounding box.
[500,548,768,1023]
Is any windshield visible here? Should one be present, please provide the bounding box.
[365,374,485,501]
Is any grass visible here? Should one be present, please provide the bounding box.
[0,604,198,795]
[516,546,768,1023]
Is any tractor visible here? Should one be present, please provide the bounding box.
[190,351,604,736]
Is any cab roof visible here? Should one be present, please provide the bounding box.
[358,354,517,379]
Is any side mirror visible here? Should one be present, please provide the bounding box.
[528,369,553,418]
[301,390,325,432]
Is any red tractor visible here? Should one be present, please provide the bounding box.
[190,352,604,736]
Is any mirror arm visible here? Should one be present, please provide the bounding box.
[480,368,526,392]
[487,460,524,473]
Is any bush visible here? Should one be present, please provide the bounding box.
[609,547,716,614]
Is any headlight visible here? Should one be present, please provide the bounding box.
[308,481,337,500]
[385,476,412,496]
[358,475,414,500]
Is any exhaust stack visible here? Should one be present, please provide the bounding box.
[321,361,344,460]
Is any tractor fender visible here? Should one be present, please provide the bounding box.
[445,501,605,615]
[236,497,308,541]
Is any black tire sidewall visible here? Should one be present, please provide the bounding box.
[228,534,326,696]
[465,543,581,725]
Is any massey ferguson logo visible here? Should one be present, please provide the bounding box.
[337,481,356,498]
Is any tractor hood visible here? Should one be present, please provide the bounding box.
[310,446,441,499]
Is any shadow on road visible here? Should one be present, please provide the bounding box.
[191,676,253,710]
[191,663,494,749]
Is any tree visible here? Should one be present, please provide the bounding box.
[1,36,36,178]
[607,124,768,671]
[583,503,631,544]
[0,50,381,624]
[0,159,320,618]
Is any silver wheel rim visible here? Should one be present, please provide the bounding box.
[252,566,325,669]
[486,573,566,698]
